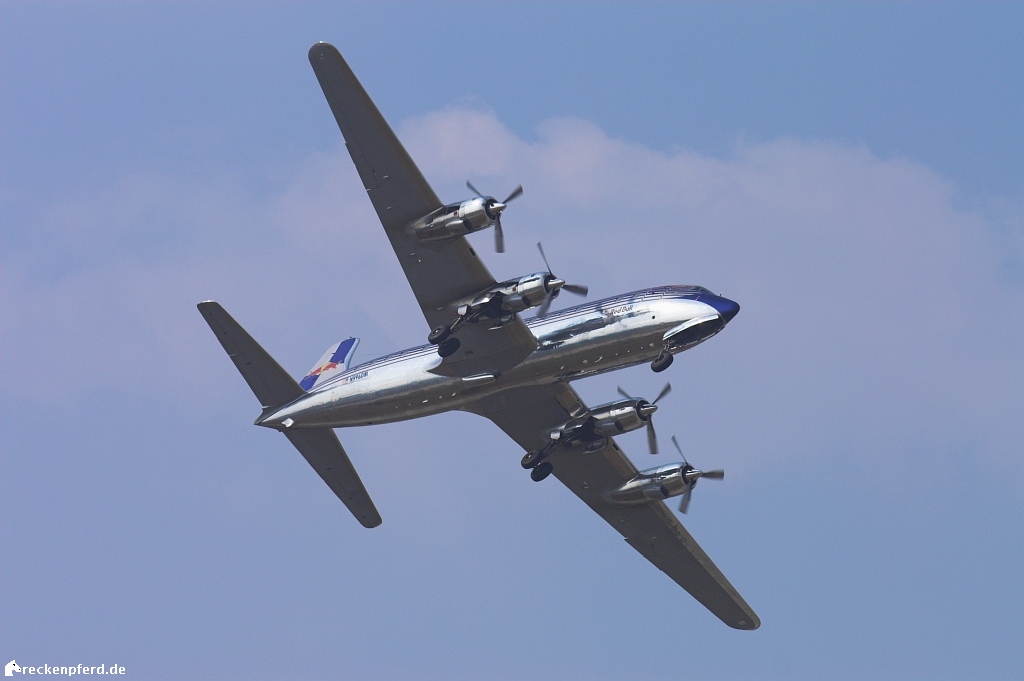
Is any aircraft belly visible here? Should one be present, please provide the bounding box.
[297,368,472,427]
[284,298,717,428]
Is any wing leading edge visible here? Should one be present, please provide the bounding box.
[466,383,760,630]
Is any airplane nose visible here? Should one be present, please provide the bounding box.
[705,295,740,323]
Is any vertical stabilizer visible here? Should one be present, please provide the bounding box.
[300,338,360,391]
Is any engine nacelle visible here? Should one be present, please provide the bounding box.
[498,273,551,312]
[456,197,497,229]
[457,272,557,317]
[546,399,652,445]
[607,463,689,505]
[587,399,652,437]
[412,197,501,242]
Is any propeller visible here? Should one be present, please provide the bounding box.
[671,435,724,513]
[466,181,523,253]
[616,382,672,454]
[535,242,589,318]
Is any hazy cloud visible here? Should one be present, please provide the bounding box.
[4,108,1021,482]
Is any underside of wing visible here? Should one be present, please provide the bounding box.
[307,44,439,228]
[550,441,760,630]
[308,43,537,370]
[308,43,496,329]
[466,383,760,630]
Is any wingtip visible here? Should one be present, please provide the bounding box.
[731,614,761,630]
[308,41,340,61]
[360,514,383,529]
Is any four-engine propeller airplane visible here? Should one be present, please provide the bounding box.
[199,42,759,629]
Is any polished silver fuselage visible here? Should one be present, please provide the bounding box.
[263,286,726,429]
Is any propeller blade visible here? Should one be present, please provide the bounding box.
[616,386,636,400]
[679,487,692,514]
[667,435,722,512]
[652,382,672,405]
[534,243,587,313]
[503,185,523,203]
[494,216,505,253]
[647,417,658,455]
[466,180,484,198]
[671,435,689,466]
[562,283,589,296]
[535,294,553,319]
[537,242,552,274]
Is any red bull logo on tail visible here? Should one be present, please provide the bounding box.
[300,337,359,391]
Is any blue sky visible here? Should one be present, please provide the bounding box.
[2,3,1022,680]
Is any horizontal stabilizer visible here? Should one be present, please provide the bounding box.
[198,301,381,528]
[198,302,303,408]
[283,428,382,528]
[301,337,360,391]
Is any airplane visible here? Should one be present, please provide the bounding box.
[199,42,759,630]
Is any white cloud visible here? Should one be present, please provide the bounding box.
[4,107,1021,478]
[403,109,1023,475]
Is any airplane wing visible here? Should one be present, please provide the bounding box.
[465,383,760,630]
[308,43,536,376]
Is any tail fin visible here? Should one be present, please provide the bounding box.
[198,302,381,528]
[300,338,360,391]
